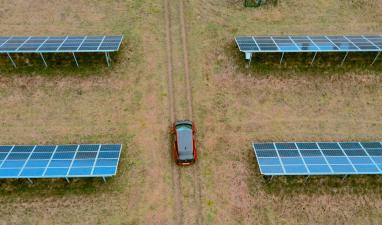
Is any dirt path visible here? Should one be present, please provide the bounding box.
[163,0,184,224]
[179,0,193,120]
[178,0,204,224]
[163,0,203,224]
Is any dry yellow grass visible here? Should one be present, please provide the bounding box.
[188,0,382,224]
[0,0,382,224]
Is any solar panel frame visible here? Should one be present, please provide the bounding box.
[236,35,382,54]
[0,144,122,179]
[253,142,382,176]
[0,35,123,53]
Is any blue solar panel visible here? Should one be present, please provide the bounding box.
[0,35,123,53]
[0,144,122,179]
[236,35,382,54]
[253,142,382,176]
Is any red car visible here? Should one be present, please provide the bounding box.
[172,120,197,165]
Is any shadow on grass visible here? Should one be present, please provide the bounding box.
[225,40,382,77]
[0,176,112,195]
[0,47,125,78]
[247,150,382,197]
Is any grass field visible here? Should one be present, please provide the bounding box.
[0,0,382,224]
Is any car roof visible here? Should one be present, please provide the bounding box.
[176,125,194,160]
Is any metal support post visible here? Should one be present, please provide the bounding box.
[342,174,348,181]
[245,52,252,61]
[39,53,48,68]
[310,52,317,66]
[246,55,252,68]
[304,175,310,183]
[280,52,285,64]
[371,52,381,65]
[105,52,111,67]
[72,52,79,68]
[27,178,33,184]
[65,177,70,183]
[263,175,274,183]
[341,52,349,66]
[7,53,16,68]
[102,177,107,183]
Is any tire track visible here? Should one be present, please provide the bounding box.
[179,0,193,119]
[178,0,204,224]
[164,0,203,224]
[163,0,184,224]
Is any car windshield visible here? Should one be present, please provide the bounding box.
[176,124,192,130]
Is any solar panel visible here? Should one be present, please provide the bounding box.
[236,35,382,63]
[252,142,382,176]
[236,35,382,53]
[0,35,123,53]
[0,144,122,179]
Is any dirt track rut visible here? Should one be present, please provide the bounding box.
[163,0,203,224]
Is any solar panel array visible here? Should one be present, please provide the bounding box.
[253,142,382,176]
[0,36,123,53]
[0,144,122,179]
[236,35,382,53]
